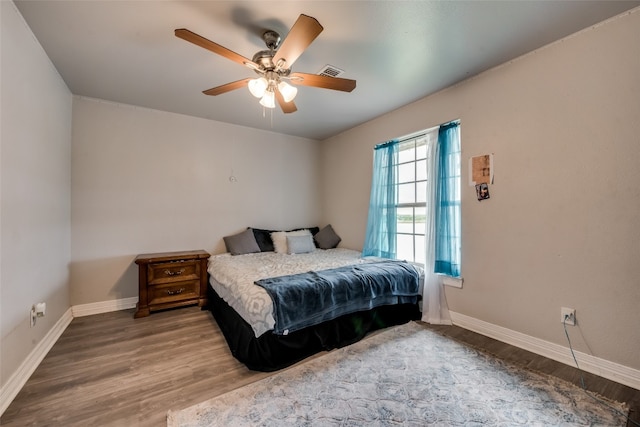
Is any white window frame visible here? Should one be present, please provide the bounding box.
[393,129,438,264]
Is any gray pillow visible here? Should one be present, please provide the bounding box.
[314,224,341,249]
[287,235,316,254]
[223,228,261,255]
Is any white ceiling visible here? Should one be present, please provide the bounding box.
[14,1,639,141]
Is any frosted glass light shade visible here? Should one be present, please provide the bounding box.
[259,90,275,108]
[248,77,268,98]
[278,81,298,103]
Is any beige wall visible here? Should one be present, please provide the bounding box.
[70,97,321,305]
[320,9,640,370]
[1,1,72,388]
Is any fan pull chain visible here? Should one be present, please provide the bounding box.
[260,105,274,127]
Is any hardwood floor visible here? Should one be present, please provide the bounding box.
[2,307,638,426]
[1,307,272,426]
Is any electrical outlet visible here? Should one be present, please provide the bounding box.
[561,307,576,326]
[29,302,46,327]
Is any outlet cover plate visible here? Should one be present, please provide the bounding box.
[561,307,576,326]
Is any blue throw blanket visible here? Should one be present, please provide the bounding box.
[255,261,420,335]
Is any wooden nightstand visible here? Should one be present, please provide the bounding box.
[134,250,210,318]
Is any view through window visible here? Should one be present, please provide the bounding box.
[395,130,438,263]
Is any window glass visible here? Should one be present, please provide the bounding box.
[415,138,427,159]
[396,234,414,262]
[416,159,427,181]
[398,183,415,204]
[414,206,426,235]
[398,162,415,183]
[416,181,427,204]
[398,144,415,163]
[394,136,429,263]
[397,207,414,233]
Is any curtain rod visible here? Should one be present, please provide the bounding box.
[375,120,460,150]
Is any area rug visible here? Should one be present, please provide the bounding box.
[167,322,627,426]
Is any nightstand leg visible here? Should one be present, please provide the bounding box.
[134,305,150,318]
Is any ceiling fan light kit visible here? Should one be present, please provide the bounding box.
[277,81,298,103]
[248,77,268,98]
[175,14,356,114]
[247,72,297,108]
[259,89,276,109]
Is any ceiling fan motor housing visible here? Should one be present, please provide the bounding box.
[262,30,281,50]
[252,30,292,77]
[252,50,275,70]
[252,53,291,77]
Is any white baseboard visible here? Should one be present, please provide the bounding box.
[449,311,640,391]
[0,308,74,416]
[71,296,138,317]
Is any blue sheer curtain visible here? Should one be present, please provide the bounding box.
[434,122,461,277]
[362,140,398,258]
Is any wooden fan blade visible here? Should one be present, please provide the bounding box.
[275,89,297,113]
[175,29,259,69]
[289,73,356,92]
[203,78,252,96]
[273,15,323,69]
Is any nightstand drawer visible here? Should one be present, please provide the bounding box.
[147,260,199,285]
[148,280,200,305]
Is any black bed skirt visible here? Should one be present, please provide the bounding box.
[206,285,421,372]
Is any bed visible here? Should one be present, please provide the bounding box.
[205,226,423,371]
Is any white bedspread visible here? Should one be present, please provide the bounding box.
[208,248,384,337]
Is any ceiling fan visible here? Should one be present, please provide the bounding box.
[175,14,356,114]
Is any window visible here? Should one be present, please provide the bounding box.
[395,131,436,263]
[363,122,461,276]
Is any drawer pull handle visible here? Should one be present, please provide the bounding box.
[166,288,185,296]
[164,268,185,276]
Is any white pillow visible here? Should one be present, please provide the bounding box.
[271,229,311,254]
[287,234,316,254]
